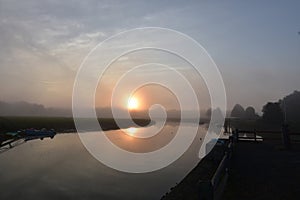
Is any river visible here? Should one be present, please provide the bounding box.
[0,122,209,200]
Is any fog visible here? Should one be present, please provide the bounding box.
[0,1,299,113]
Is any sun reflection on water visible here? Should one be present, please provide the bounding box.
[126,127,137,136]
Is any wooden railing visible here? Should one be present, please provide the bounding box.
[197,127,300,199]
[233,128,300,150]
[198,137,233,200]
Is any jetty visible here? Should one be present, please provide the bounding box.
[162,127,300,200]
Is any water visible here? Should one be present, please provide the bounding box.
[0,122,207,200]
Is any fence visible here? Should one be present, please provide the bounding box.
[198,137,234,200]
[233,127,300,150]
[197,126,300,199]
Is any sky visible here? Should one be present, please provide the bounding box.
[0,0,299,113]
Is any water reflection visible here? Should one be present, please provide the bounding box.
[106,123,179,153]
[125,127,137,136]
[0,122,207,200]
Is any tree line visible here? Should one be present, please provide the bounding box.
[230,90,300,126]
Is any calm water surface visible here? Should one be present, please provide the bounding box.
[0,122,207,200]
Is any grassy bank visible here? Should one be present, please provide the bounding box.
[0,116,151,133]
[229,118,300,132]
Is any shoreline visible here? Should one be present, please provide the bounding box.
[162,129,300,199]
[0,116,207,134]
[0,116,152,133]
[161,139,229,200]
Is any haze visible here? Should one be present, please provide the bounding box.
[0,0,299,114]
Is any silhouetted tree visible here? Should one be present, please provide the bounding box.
[206,108,211,117]
[0,101,71,117]
[262,102,283,124]
[212,107,223,118]
[244,106,259,119]
[281,90,300,123]
[231,104,245,118]
[205,107,224,121]
[210,107,224,124]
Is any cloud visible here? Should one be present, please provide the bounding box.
[0,0,299,111]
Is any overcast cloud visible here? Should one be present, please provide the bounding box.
[0,0,299,112]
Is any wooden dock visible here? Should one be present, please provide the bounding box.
[222,136,300,199]
[162,127,300,199]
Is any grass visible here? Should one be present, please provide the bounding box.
[229,118,300,132]
[0,116,151,134]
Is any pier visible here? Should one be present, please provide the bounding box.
[223,129,300,199]
[162,127,300,200]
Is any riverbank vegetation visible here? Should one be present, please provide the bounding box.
[0,116,151,134]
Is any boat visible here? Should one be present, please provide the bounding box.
[1,129,56,151]
[20,128,56,140]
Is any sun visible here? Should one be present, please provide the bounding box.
[127,97,139,110]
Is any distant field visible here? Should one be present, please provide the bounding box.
[229,118,300,132]
[0,116,151,133]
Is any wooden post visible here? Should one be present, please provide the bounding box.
[198,181,214,200]
[232,130,236,143]
[282,124,291,150]
[228,118,231,134]
[254,129,257,142]
[224,119,228,134]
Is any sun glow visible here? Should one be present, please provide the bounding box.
[126,127,137,136]
[127,97,139,110]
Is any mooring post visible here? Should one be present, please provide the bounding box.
[198,180,214,200]
[254,129,257,142]
[282,124,291,150]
